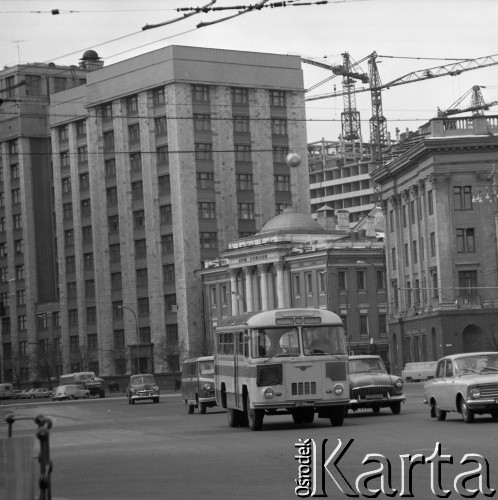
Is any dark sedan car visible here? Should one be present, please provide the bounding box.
[126,374,159,404]
[348,355,406,415]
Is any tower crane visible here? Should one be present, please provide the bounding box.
[305,52,498,164]
[437,85,498,117]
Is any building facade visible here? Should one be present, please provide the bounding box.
[372,115,498,375]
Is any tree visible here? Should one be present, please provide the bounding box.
[156,334,186,372]
[33,344,62,387]
[106,345,130,376]
[9,350,31,389]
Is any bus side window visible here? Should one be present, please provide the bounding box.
[243,332,249,358]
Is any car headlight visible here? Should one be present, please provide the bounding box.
[395,378,403,388]
[333,384,344,395]
[264,388,274,399]
[470,387,480,399]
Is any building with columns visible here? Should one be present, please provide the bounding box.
[372,114,498,375]
[199,209,388,363]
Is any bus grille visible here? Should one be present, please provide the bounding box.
[353,386,391,398]
[292,382,317,396]
[478,384,498,398]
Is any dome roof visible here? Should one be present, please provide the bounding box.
[259,210,327,235]
[81,50,99,61]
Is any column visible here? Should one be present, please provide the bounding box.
[244,267,254,313]
[230,269,239,315]
[275,261,286,309]
[258,264,269,311]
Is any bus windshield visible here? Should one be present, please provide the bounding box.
[199,361,214,377]
[302,325,347,356]
[252,327,300,358]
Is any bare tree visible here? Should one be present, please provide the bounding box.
[33,345,62,387]
[69,347,90,372]
[9,350,31,389]
[155,334,187,372]
[106,345,130,376]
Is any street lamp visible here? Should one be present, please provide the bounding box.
[118,305,140,374]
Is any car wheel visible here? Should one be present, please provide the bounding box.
[199,402,207,414]
[430,400,436,418]
[330,406,345,427]
[246,394,264,431]
[435,401,446,421]
[390,402,401,415]
[153,397,159,404]
[226,408,241,427]
[186,402,194,414]
[372,404,380,414]
[131,398,135,405]
[490,411,498,420]
[461,400,475,424]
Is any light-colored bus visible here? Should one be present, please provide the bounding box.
[214,308,350,431]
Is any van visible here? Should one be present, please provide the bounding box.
[181,356,217,414]
[402,361,438,382]
[0,383,13,399]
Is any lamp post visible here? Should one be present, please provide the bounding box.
[118,305,140,374]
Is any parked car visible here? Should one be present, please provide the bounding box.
[52,384,90,401]
[181,356,216,414]
[10,389,24,399]
[28,388,52,399]
[347,355,406,415]
[424,352,498,423]
[402,361,437,382]
[19,389,32,399]
[126,374,159,404]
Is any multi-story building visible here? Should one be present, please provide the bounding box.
[46,45,310,377]
[0,61,87,384]
[372,114,498,375]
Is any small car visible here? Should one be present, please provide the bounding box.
[347,355,406,415]
[402,361,437,382]
[19,389,32,399]
[29,388,52,399]
[126,374,159,404]
[10,389,24,399]
[181,356,216,414]
[424,352,498,423]
[52,384,90,401]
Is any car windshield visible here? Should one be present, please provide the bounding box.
[199,362,214,377]
[131,375,155,385]
[349,358,387,374]
[455,354,498,375]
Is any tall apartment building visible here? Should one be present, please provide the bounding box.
[0,61,88,383]
[372,114,498,375]
[44,45,309,378]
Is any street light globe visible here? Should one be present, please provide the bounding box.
[286,152,301,168]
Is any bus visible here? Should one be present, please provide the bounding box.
[59,371,105,398]
[214,308,350,431]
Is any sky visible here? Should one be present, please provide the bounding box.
[1,0,497,143]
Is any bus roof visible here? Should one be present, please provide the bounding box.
[215,308,342,330]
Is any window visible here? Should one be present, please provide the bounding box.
[232,87,248,104]
[402,205,407,228]
[109,244,120,262]
[0,218,6,233]
[76,120,86,137]
[77,145,88,164]
[136,268,148,287]
[138,297,149,315]
[103,131,114,151]
[25,74,42,95]
[163,264,175,283]
[135,239,147,259]
[236,173,253,191]
[196,172,214,190]
[13,214,22,230]
[107,187,118,205]
[456,228,475,253]
[195,143,213,160]
[200,232,217,249]
[164,294,177,312]
[85,279,95,298]
[62,177,71,194]
[130,152,142,171]
[431,271,439,299]
[114,329,125,348]
[357,270,366,291]
[192,84,209,102]
[87,333,98,349]
[158,174,171,194]
[389,210,394,232]
[83,252,93,270]
[66,255,76,273]
[161,234,174,254]
[60,151,70,168]
[194,113,211,131]
[156,145,169,164]
[376,269,385,290]
[276,203,291,215]
[63,202,72,220]
[108,215,119,232]
[458,271,478,296]
[273,146,289,163]
[126,95,138,114]
[270,90,286,107]
[430,232,436,257]
[160,204,172,224]
[359,315,369,336]
[128,123,140,143]
[53,312,60,328]
[271,118,287,135]
[234,145,251,162]
[69,335,79,351]
[112,301,123,319]
[132,181,143,200]
[412,240,418,263]
[428,190,434,215]
[420,237,425,262]
[0,193,3,207]
[139,327,151,344]
[238,203,254,220]
[81,199,91,218]
[102,103,113,120]
[155,116,167,135]
[12,188,20,204]
[233,116,249,133]
[64,230,74,247]
[274,175,290,192]
[82,225,92,245]
[133,210,145,229]
[0,243,6,258]
[18,315,27,332]
[0,268,6,283]
[105,158,116,178]
[79,172,89,190]
[454,186,472,211]
[54,77,67,92]
[153,87,165,106]
[11,164,19,180]
[68,309,78,327]
[5,75,15,98]
[406,281,411,306]
[378,314,387,334]
[111,272,122,290]
[59,124,69,142]
[409,200,415,224]
[198,202,216,219]
[338,271,347,290]
[67,282,77,300]
[404,243,409,266]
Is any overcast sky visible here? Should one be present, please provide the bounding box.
[1,0,497,142]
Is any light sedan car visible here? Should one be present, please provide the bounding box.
[348,355,406,415]
[424,352,498,423]
[126,374,159,404]
[29,388,52,399]
[52,384,90,401]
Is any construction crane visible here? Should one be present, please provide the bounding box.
[437,85,498,117]
[305,52,498,164]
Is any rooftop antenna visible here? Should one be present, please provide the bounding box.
[12,40,24,64]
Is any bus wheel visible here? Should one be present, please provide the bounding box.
[303,408,315,424]
[246,395,263,431]
[199,402,207,414]
[226,408,240,427]
[330,406,345,427]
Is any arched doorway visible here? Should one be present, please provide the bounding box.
[462,324,493,353]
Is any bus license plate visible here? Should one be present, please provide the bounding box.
[295,401,314,407]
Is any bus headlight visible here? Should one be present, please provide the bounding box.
[203,383,212,391]
[264,388,274,399]
[333,384,344,395]
[470,387,480,399]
